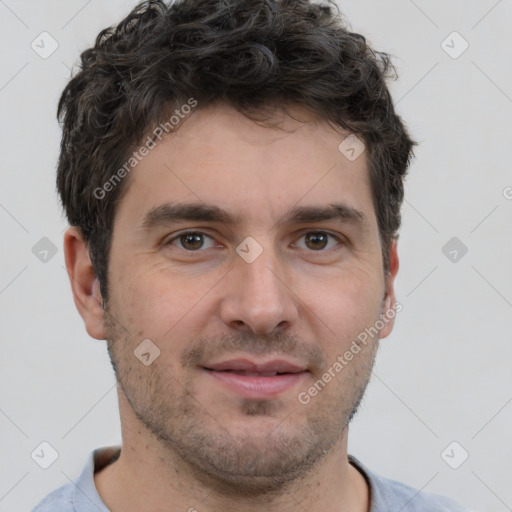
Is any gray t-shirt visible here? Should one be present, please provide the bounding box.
[32,445,469,511]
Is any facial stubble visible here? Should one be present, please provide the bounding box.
[103,307,379,498]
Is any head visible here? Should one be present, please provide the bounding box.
[61,0,414,496]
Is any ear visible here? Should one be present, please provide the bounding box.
[379,238,399,339]
[63,227,106,340]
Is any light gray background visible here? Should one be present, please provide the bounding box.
[1,1,511,510]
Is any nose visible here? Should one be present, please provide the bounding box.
[219,245,299,335]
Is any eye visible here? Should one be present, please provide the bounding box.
[165,230,343,253]
[294,231,342,251]
[166,231,217,251]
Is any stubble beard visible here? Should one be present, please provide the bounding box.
[103,308,378,498]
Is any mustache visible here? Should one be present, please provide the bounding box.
[181,331,326,372]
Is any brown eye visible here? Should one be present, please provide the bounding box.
[180,233,204,250]
[168,232,216,251]
[295,231,342,252]
[304,232,328,250]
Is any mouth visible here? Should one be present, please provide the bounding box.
[202,358,309,399]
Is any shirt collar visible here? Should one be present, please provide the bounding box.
[74,447,377,511]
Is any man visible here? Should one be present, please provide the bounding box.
[33,0,469,510]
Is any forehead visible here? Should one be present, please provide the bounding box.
[114,103,376,231]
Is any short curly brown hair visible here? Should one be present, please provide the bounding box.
[57,0,415,300]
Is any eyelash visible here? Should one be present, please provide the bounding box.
[165,230,344,253]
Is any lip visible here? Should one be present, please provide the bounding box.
[202,358,309,399]
[204,358,307,374]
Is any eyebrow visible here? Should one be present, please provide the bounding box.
[139,202,367,231]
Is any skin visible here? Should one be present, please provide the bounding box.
[65,102,399,512]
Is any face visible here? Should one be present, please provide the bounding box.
[97,103,398,493]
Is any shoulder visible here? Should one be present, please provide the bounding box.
[31,445,119,512]
[349,455,470,512]
[31,482,75,511]
[371,474,469,511]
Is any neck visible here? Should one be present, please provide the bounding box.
[94,392,369,512]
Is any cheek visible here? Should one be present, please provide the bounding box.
[301,267,385,349]
[112,258,218,341]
